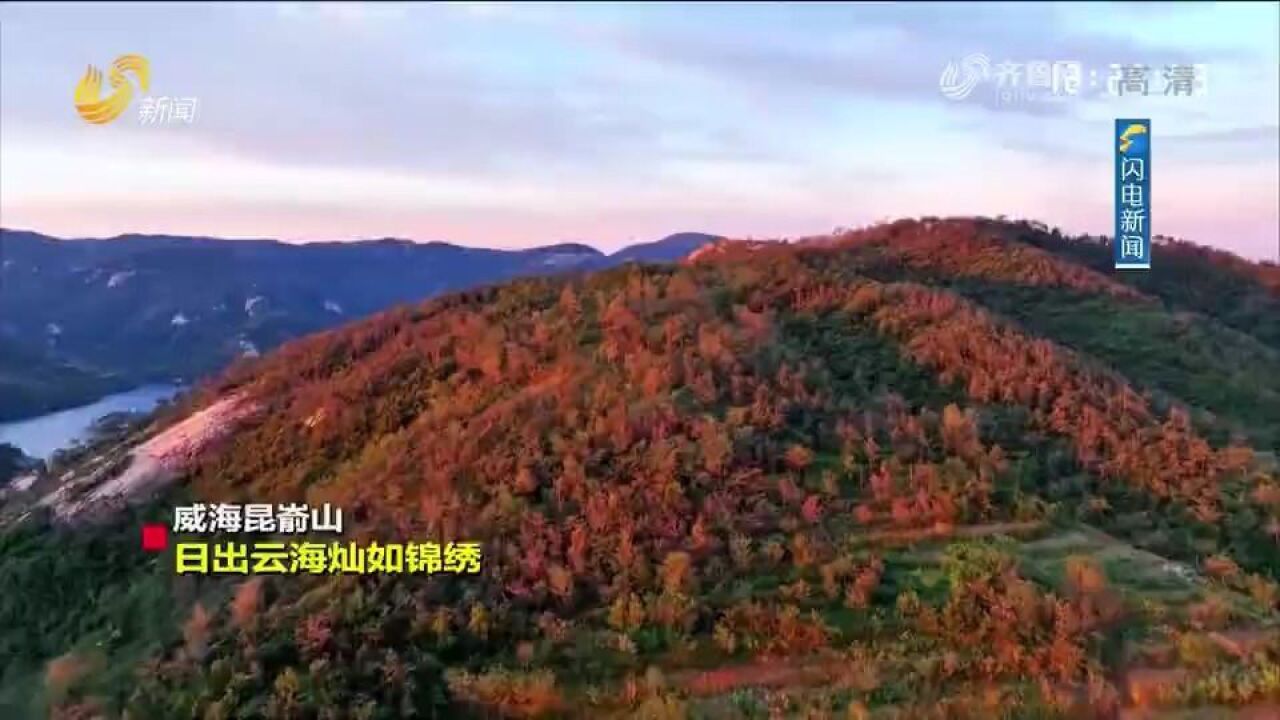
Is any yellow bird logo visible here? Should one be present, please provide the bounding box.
[73,54,150,124]
[1118,122,1147,154]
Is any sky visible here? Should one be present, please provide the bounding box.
[1,2,1277,260]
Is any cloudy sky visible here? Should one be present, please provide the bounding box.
[2,2,1277,259]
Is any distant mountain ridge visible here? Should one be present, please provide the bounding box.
[0,228,722,420]
[608,232,722,262]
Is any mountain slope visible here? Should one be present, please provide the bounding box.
[608,232,723,263]
[0,230,719,420]
[1003,221,1280,349]
[0,443,34,485]
[1,217,1277,719]
[781,217,1280,449]
[0,339,128,422]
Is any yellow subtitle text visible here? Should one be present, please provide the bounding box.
[174,541,482,575]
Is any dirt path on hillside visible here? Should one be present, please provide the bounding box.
[848,520,1045,546]
[668,653,879,697]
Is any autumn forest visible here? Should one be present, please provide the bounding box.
[2,217,1279,719]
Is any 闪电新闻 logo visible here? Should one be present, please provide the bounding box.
[1118,122,1148,155]
[73,54,149,124]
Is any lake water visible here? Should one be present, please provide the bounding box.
[0,384,182,460]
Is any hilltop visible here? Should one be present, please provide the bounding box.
[1,217,1278,719]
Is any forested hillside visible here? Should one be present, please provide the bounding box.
[0,340,127,422]
[2,218,1278,719]
[0,229,718,420]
